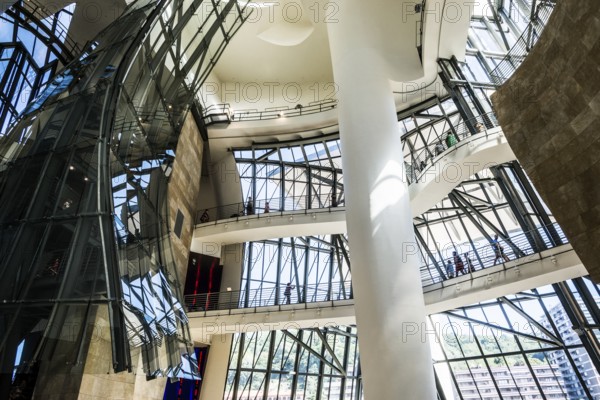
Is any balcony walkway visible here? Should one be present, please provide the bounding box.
[192,127,514,255]
[188,243,586,343]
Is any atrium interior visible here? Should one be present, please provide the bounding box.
[1,0,600,399]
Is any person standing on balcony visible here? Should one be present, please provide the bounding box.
[446,260,454,279]
[199,209,209,223]
[464,253,474,273]
[445,131,458,148]
[453,251,465,275]
[491,234,510,264]
[284,282,295,304]
[246,196,254,215]
[435,141,445,156]
[264,201,270,213]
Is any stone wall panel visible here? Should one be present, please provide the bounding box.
[492,0,600,282]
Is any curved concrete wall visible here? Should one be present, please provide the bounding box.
[491,0,600,283]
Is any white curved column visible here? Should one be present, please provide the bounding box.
[326,3,436,399]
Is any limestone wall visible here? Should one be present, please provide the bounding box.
[492,0,600,282]
[168,113,204,281]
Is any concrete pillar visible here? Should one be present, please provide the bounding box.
[326,3,436,399]
[198,335,233,400]
[218,244,244,310]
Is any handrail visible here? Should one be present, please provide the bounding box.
[489,3,554,86]
[419,221,567,286]
[185,222,567,312]
[185,281,353,312]
[201,99,338,124]
[196,193,343,224]
[404,111,499,184]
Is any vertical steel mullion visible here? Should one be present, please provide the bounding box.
[491,166,545,252]
[275,238,283,305]
[474,174,512,236]
[354,360,363,400]
[510,161,563,245]
[572,278,600,326]
[261,331,276,400]
[290,238,302,302]
[279,158,285,211]
[422,218,448,272]
[304,238,310,302]
[450,203,482,272]
[462,307,505,399]
[251,155,257,210]
[244,243,252,307]
[334,236,346,299]
[332,169,337,207]
[316,331,325,400]
[478,305,523,397]
[339,329,350,400]
[438,59,477,135]
[327,245,334,301]
[290,330,302,400]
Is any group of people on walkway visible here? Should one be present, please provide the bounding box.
[245,197,269,215]
[446,251,474,278]
[417,121,489,173]
[445,235,511,279]
[200,197,272,221]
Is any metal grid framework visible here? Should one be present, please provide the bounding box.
[415,160,564,285]
[0,1,76,136]
[226,327,362,400]
[240,234,352,308]
[0,0,251,388]
[233,138,344,217]
[222,157,597,399]
[432,277,600,400]
[223,280,600,400]
[464,0,555,87]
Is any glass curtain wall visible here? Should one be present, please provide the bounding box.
[224,278,600,400]
[0,0,250,390]
[233,137,344,215]
[225,327,361,400]
[433,277,600,400]
[240,235,351,308]
[0,1,76,135]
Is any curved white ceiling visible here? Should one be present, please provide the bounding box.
[255,1,316,46]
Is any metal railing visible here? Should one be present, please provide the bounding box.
[201,99,338,124]
[196,193,343,224]
[489,3,554,85]
[404,112,499,184]
[420,222,567,286]
[186,223,568,312]
[185,281,352,312]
